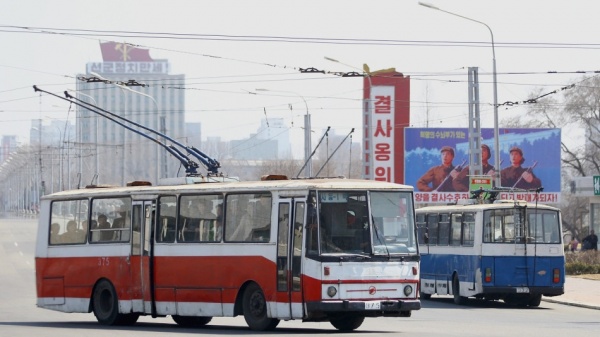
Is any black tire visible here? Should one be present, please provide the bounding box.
[115,313,140,326]
[452,275,465,305]
[504,294,529,307]
[528,294,542,307]
[242,283,280,331]
[420,292,432,300]
[330,315,365,331]
[92,279,120,325]
[172,315,213,327]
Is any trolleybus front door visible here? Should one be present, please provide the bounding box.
[275,198,305,319]
[130,200,155,314]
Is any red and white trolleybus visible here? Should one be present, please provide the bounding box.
[35,176,420,331]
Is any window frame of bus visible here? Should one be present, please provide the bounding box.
[224,192,272,243]
[417,211,475,247]
[49,199,89,245]
[171,194,224,243]
[89,197,132,243]
[156,195,177,243]
[527,210,561,244]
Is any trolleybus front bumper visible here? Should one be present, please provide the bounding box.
[306,299,421,317]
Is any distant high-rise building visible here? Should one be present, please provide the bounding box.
[230,136,278,161]
[75,42,185,185]
[0,135,17,164]
[184,123,202,147]
[256,118,291,159]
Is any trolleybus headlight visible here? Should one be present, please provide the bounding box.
[327,286,338,297]
[403,285,414,297]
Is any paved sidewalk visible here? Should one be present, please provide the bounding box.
[542,276,600,310]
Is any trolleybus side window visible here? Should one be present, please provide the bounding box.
[438,213,450,245]
[157,196,176,243]
[176,194,223,242]
[49,199,89,245]
[90,197,131,243]
[462,212,475,246]
[225,193,272,242]
[449,213,462,246]
[416,213,427,245]
[426,213,438,245]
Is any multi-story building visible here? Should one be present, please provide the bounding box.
[0,135,17,164]
[75,42,185,186]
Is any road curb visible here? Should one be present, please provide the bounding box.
[542,298,600,310]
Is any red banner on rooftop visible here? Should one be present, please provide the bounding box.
[100,42,153,62]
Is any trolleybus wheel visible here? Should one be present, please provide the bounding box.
[92,279,121,325]
[172,315,213,327]
[116,313,140,326]
[330,315,365,331]
[504,294,529,307]
[452,275,465,305]
[242,283,280,331]
[528,294,542,307]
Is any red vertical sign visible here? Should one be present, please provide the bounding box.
[363,71,410,184]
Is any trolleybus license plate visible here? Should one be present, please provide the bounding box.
[365,301,381,310]
[516,287,530,293]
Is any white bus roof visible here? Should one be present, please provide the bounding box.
[42,178,413,200]
[416,200,559,212]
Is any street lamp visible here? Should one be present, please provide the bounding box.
[255,88,312,177]
[419,2,501,187]
[52,125,64,191]
[68,89,98,186]
[89,72,129,185]
[117,85,164,181]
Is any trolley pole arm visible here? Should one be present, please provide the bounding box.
[33,86,200,176]
[314,128,354,177]
[63,89,214,175]
[189,146,221,175]
[296,126,331,178]
[65,91,220,174]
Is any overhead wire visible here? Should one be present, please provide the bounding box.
[2,25,600,144]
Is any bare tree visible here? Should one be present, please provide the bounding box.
[502,76,600,236]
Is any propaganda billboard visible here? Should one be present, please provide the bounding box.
[405,128,561,204]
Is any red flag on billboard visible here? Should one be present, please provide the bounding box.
[100,42,153,62]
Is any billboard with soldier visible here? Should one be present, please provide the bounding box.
[404,127,561,204]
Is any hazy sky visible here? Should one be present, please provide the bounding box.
[2,0,599,154]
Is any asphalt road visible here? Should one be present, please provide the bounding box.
[1,217,597,337]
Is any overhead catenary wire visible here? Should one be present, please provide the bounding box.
[4,25,600,50]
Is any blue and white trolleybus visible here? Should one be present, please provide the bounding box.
[416,193,564,306]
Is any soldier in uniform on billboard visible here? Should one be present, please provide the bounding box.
[501,146,542,189]
[452,144,496,192]
[417,146,462,192]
